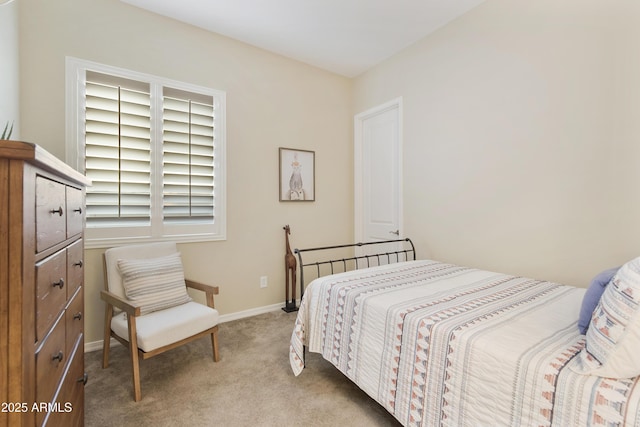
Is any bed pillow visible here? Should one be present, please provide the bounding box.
[572,256,640,379]
[117,253,192,315]
[578,267,619,334]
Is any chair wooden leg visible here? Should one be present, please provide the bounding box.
[102,304,113,369]
[127,315,142,402]
[211,326,220,362]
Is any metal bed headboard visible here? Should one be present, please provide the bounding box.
[293,238,415,299]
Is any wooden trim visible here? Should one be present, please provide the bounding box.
[0,140,90,188]
[211,328,219,362]
[185,279,218,309]
[102,255,112,370]
[7,161,26,406]
[185,279,219,295]
[138,325,219,360]
[20,164,41,427]
[127,315,141,402]
[100,290,140,316]
[109,332,129,349]
[0,159,8,427]
[102,304,113,369]
[0,140,35,160]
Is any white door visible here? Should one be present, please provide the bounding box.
[354,98,402,251]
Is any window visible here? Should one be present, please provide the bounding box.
[66,58,226,248]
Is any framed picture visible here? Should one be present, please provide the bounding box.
[279,148,315,201]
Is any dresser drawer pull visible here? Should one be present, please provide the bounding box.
[73,312,83,320]
[74,260,83,268]
[73,207,83,214]
[52,278,65,289]
[78,373,88,385]
[50,206,64,216]
[51,351,64,363]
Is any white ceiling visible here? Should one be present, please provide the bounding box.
[120,0,485,77]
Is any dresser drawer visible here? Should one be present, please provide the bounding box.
[65,289,84,358]
[41,339,85,427]
[36,250,67,342]
[66,239,84,299]
[66,186,84,239]
[36,177,66,253]
[36,316,67,406]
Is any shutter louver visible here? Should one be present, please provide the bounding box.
[162,90,215,223]
[84,72,151,226]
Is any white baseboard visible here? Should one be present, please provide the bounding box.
[84,301,293,353]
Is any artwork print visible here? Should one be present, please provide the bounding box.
[279,148,315,201]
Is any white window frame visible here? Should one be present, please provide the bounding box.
[65,57,226,248]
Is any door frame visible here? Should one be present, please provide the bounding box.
[354,97,403,244]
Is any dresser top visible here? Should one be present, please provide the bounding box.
[0,140,91,187]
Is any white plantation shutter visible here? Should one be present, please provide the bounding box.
[162,88,215,223]
[67,57,226,247]
[85,71,151,225]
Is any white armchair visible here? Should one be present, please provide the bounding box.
[101,242,220,401]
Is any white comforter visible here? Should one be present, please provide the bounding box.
[290,260,640,427]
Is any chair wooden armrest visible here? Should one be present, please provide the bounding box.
[185,279,219,294]
[185,279,219,308]
[100,289,141,317]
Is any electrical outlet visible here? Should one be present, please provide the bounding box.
[260,276,268,288]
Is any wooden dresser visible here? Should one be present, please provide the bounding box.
[1,141,91,427]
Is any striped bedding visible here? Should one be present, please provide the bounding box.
[289,260,640,426]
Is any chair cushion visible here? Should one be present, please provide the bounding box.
[572,256,640,378]
[105,242,179,301]
[117,253,192,315]
[111,301,219,352]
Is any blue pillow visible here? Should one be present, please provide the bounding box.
[578,267,619,334]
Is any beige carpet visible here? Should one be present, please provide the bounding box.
[84,310,401,427]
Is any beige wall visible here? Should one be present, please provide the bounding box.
[0,0,19,138]
[18,0,640,346]
[354,0,640,287]
[18,0,353,345]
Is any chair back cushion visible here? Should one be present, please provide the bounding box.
[117,253,192,315]
[104,242,192,314]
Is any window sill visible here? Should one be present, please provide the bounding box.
[84,233,226,249]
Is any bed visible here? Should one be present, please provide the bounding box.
[289,239,640,426]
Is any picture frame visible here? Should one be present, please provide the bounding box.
[279,147,315,202]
